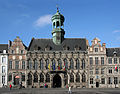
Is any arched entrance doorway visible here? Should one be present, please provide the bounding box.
[53,74,61,88]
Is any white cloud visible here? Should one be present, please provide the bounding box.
[113,30,120,33]
[34,14,52,27]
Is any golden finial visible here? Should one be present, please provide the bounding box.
[56,4,59,12]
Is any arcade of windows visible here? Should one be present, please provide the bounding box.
[27,72,86,85]
[27,58,85,70]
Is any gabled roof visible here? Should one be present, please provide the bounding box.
[0,44,8,53]
[28,38,87,51]
[106,48,120,57]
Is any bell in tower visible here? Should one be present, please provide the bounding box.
[51,7,65,45]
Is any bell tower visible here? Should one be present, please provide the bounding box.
[51,7,65,45]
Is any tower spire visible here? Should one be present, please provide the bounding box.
[56,4,59,12]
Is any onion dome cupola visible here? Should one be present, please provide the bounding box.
[51,8,65,45]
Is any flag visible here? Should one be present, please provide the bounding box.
[48,63,50,70]
[53,63,55,71]
[114,64,118,72]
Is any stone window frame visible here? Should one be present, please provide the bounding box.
[58,59,62,70]
[34,59,38,70]
[15,61,19,69]
[45,59,49,69]
[40,73,44,83]
[114,58,117,64]
[76,59,80,69]
[108,58,112,64]
[81,59,85,69]
[101,78,105,84]
[95,48,98,52]
[90,78,93,84]
[114,77,118,84]
[76,73,80,82]
[22,73,25,81]
[70,73,74,83]
[95,68,99,74]
[46,73,50,83]
[95,57,99,65]
[64,59,68,69]
[40,59,44,70]
[89,57,93,65]
[8,73,12,81]
[70,59,74,69]
[101,57,104,65]
[108,77,112,84]
[34,72,38,83]
[108,67,112,74]
[9,61,12,69]
[22,61,25,69]
[82,73,86,82]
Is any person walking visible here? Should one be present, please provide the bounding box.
[9,84,12,90]
[68,86,71,94]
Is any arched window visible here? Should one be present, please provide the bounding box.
[70,59,74,69]
[34,72,38,83]
[28,73,32,85]
[82,73,86,82]
[46,59,49,69]
[56,21,59,28]
[64,59,68,69]
[40,73,44,83]
[34,59,38,70]
[28,60,32,69]
[52,59,56,70]
[82,59,85,69]
[76,59,80,69]
[40,59,44,70]
[70,73,74,83]
[76,73,80,82]
[46,73,50,82]
[58,59,62,70]
[64,74,68,85]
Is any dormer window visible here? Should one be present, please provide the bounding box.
[95,48,98,52]
[63,45,69,50]
[45,45,51,51]
[74,45,81,51]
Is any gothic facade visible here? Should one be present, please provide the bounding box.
[4,9,120,88]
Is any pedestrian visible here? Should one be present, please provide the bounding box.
[9,84,12,90]
[68,86,71,94]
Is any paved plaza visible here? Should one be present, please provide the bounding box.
[0,88,120,94]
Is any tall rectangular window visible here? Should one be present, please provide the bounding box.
[108,58,112,64]
[114,77,118,84]
[95,57,98,65]
[22,73,25,81]
[2,57,6,63]
[101,68,104,74]
[15,61,19,69]
[108,77,112,84]
[28,60,32,69]
[108,67,112,74]
[2,76,5,84]
[90,78,93,84]
[22,61,25,69]
[95,68,99,74]
[101,78,105,84]
[114,58,117,64]
[2,66,5,73]
[101,57,104,65]
[95,48,98,52]
[9,61,12,69]
[8,74,12,81]
[90,57,93,65]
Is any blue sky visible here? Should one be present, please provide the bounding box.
[0,0,120,47]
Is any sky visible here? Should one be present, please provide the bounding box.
[0,0,120,48]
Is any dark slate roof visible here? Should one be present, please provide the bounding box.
[106,48,120,57]
[28,38,87,51]
[0,44,8,53]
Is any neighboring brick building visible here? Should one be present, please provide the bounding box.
[8,36,27,88]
